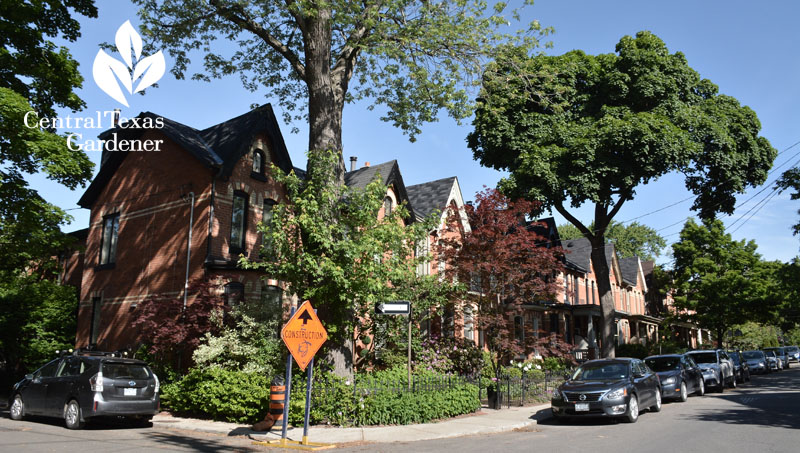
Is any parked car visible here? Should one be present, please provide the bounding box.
[8,350,159,429]
[785,346,800,364]
[727,351,751,383]
[764,347,789,370]
[551,358,661,423]
[742,350,770,374]
[644,354,705,402]
[763,350,781,371]
[685,350,735,392]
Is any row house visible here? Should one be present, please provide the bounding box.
[62,105,470,356]
[642,261,705,348]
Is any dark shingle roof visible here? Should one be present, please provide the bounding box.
[79,105,293,208]
[562,237,617,275]
[344,160,414,222]
[406,176,456,221]
[618,257,641,286]
[527,217,559,248]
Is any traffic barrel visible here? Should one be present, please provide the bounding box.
[252,376,285,432]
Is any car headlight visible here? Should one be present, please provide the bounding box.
[662,377,676,385]
[759,362,765,367]
[551,388,562,400]
[605,387,627,400]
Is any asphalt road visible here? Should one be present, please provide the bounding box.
[1,366,798,452]
[338,365,800,453]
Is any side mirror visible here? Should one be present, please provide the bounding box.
[25,374,33,380]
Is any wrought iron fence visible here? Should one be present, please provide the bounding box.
[478,370,572,408]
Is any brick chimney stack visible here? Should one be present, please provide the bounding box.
[350,156,357,171]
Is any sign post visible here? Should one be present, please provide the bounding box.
[253,300,334,451]
[375,301,412,389]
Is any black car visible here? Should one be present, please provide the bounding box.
[727,351,751,383]
[644,354,705,402]
[8,350,159,429]
[551,358,661,423]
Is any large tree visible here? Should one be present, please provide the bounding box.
[0,1,96,275]
[438,188,564,388]
[468,31,777,357]
[671,218,772,348]
[558,220,666,261]
[132,0,546,183]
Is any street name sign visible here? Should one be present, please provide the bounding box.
[375,301,411,315]
[281,300,328,371]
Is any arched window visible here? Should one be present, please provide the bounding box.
[383,197,393,216]
[224,282,244,306]
[252,149,265,174]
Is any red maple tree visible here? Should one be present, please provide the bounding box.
[438,188,565,381]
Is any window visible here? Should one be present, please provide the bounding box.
[99,213,119,266]
[262,285,283,336]
[592,281,597,305]
[514,315,524,343]
[224,282,244,306]
[469,272,481,292]
[252,149,264,173]
[230,191,248,254]
[262,199,276,259]
[35,359,61,379]
[383,197,393,216]
[533,316,540,338]
[90,296,102,344]
[549,313,559,334]
[463,306,474,340]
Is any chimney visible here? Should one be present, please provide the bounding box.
[113,108,121,127]
[349,156,357,171]
[364,161,370,168]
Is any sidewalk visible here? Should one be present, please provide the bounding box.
[152,404,553,445]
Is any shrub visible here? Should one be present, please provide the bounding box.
[287,367,479,426]
[160,368,269,423]
[415,335,483,376]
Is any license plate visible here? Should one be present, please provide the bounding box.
[575,403,589,412]
[124,388,137,396]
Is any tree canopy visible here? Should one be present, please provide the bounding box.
[132,0,547,180]
[558,220,665,261]
[671,218,774,347]
[468,31,777,357]
[776,167,800,238]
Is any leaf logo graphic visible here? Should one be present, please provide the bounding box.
[93,20,166,107]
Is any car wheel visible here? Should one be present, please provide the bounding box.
[679,382,688,402]
[624,395,639,423]
[128,416,152,428]
[730,375,737,389]
[696,379,705,396]
[9,394,24,420]
[64,400,84,430]
[717,380,724,393]
[651,389,662,412]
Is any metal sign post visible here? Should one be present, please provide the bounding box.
[376,301,412,389]
[253,301,334,451]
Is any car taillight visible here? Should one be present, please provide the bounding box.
[89,371,103,392]
[153,373,160,394]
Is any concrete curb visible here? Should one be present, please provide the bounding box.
[153,403,552,444]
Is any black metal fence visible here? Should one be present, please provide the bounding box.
[478,371,572,408]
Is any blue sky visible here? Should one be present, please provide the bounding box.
[28,0,800,266]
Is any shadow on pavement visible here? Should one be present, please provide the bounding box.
[144,430,262,452]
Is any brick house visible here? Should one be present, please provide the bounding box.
[72,105,298,350]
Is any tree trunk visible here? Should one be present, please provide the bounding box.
[304,11,346,186]
[590,236,616,358]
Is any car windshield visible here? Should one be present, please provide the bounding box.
[572,362,629,381]
[103,363,151,379]
[688,352,717,364]
[787,347,799,353]
[728,354,740,365]
[764,351,776,358]
[645,357,680,372]
[742,351,763,360]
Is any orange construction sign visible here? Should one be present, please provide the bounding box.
[281,301,328,371]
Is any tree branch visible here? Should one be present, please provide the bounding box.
[553,201,593,240]
[209,0,306,81]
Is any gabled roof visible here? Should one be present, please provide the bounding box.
[618,257,641,286]
[406,176,457,221]
[527,217,559,248]
[78,104,293,208]
[344,160,414,221]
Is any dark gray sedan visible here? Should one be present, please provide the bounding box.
[645,354,705,402]
[551,358,661,423]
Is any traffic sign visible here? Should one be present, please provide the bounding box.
[281,300,328,371]
[375,301,411,315]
